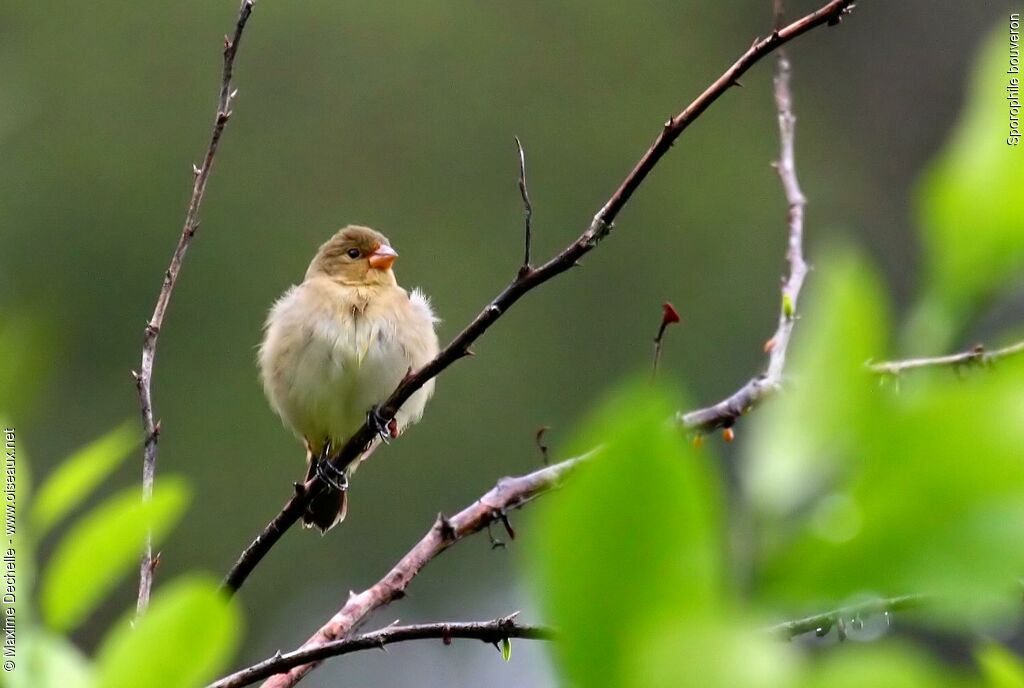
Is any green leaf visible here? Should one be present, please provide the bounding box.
[743,250,888,516]
[911,25,1024,346]
[40,479,189,632]
[500,637,511,662]
[31,421,138,536]
[977,643,1024,688]
[529,383,725,687]
[807,644,964,688]
[629,622,799,688]
[2,631,94,688]
[95,576,241,688]
[754,279,1024,627]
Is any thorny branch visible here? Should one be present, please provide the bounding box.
[134,0,255,615]
[250,455,587,687]
[679,6,810,435]
[869,339,1024,377]
[222,0,857,598]
[208,615,554,688]
[768,594,931,640]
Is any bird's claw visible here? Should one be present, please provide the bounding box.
[367,406,395,444]
[315,458,348,491]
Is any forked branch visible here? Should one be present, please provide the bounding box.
[679,8,810,434]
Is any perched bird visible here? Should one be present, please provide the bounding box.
[259,225,439,532]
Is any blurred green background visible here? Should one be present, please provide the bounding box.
[2,1,1019,685]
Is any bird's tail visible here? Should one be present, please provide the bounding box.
[301,439,381,534]
[303,484,348,533]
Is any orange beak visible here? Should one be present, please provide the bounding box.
[368,244,398,270]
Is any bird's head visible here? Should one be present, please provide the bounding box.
[306,225,399,287]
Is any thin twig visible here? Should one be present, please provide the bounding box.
[869,340,1024,376]
[221,0,857,597]
[208,615,555,688]
[134,0,255,616]
[250,454,587,687]
[767,594,931,640]
[679,11,810,433]
[515,136,534,277]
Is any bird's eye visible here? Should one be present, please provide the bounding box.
[346,248,361,259]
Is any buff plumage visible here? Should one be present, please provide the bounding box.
[259,225,439,532]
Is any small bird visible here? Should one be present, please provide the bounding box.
[259,225,440,532]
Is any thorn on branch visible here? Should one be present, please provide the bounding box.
[487,521,506,550]
[514,136,534,278]
[496,510,516,540]
[651,301,681,381]
[535,425,550,466]
[437,513,456,541]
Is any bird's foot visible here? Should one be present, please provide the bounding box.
[317,439,333,463]
[315,457,348,492]
[367,406,398,444]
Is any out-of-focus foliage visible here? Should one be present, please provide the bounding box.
[527,382,977,688]
[528,387,790,688]
[95,576,241,688]
[5,633,94,688]
[41,480,190,632]
[749,254,1024,627]
[529,24,1024,686]
[0,418,240,688]
[977,644,1024,688]
[803,645,965,688]
[30,421,137,536]
[529,385,743,687]
[743,251,887,515]
[909,26,1024,349]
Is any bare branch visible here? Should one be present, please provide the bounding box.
[515,136,534,277]
[247,454,586,687]
[679,12,810,434]
[767,594,930,640]
[869,340,1024,377]
[135,0,256,615]
[208,615,555,688]
[221,0,857,597]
